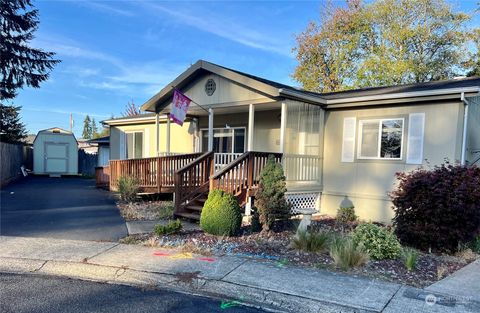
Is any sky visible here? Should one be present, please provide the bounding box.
[10,0,480,137]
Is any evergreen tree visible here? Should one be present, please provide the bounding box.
[255,155,291,231]
[82,115,92,139]
[91,118,98,138]
[1,0,60,103]
[0,105,27,143]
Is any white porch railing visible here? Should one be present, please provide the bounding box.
[283,154,323,183]
[214,153,243,172]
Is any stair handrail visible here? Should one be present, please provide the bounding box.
[174,151,215,214]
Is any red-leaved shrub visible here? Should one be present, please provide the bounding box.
[390,163,480,253]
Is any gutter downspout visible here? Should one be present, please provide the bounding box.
[460,92,469,165]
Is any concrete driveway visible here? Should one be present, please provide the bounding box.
[0,177,127,241]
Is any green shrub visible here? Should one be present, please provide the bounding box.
[391,164,480,253]
[200,189,242,236]
[402,247,418,271]
[336,207,357,224]
[117,176,140,202]
[154,219,182,236]
[255,155,291,231]
[470,236,480,253]
[290,230,331,253]
[250,207,262,233]
[329,235,369,270]
[352,223,401,260]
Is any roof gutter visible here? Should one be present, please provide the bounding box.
[278,88,327,105]
[325,87,480,105]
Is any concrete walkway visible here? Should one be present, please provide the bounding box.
[0,236,478,313]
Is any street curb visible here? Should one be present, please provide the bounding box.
[0,256,378,313]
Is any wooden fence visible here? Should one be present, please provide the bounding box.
[0,142,33,186]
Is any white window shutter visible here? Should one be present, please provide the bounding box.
[406,113,425,164]
[119,132,126,160]
[144,129,150,157]
[341,117,356,162]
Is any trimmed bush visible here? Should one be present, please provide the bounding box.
[336,207,357,225]
[391,163,480,253]
[290,230,331,253]
[329,235,369,270]
[118,176,140,202]
[352,223,401,260]
[255,155,291,231]
[154,219,182,236]
[200,189,242,236]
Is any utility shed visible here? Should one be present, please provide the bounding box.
[33,127,78,175]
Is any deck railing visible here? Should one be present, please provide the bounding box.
[283,154,323,183]
[210,151,282,205]
[109,153,202,192]
[214,153,243,172]
[174,151,214,213]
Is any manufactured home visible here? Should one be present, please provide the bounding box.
[102,60,480,223]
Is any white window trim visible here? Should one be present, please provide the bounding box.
[125,130,144,159]
[357,118,405,160]
[200,127,247,153]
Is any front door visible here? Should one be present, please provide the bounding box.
[201,127,245,170]
[45,142,69,173]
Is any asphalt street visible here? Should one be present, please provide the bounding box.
[0,177,127,241]
[0,273,268,313]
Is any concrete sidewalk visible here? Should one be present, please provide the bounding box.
[0,236,478,313]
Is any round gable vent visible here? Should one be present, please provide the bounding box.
[205,78,216,96]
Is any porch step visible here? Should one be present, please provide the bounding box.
[176,212,200,221]
[187,205,203,212]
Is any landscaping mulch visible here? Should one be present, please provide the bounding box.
[121,216,477,288]
[117,200,174,221]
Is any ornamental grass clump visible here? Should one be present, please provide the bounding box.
[117,176,140,202]
[391,163,480,253]
[255,155,291,231]
[329,235,369,270]
[290,230,331,253]
[401,247,418,271]
[200,189,242,236]
[352,223,401,260]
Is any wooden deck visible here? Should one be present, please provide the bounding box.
[99,152,323,219]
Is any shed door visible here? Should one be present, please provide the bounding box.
[45,143,69,173]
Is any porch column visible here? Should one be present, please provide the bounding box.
[280,101,287,153]
[247,103,255,151]
[166,114,171,154]
[155,113,160,156]
[208,108,214,151]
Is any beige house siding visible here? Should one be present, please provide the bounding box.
[321,101,463,223]
[466,95,480,164]
[109,121,195,160]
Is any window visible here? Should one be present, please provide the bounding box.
[201,128,245,153]
[126,132,143,159]
[357,118,404,160]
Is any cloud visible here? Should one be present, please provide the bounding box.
[142,2,292,57]
[24,107,110,118]
[78,1,135,17]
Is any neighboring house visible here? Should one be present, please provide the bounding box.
[88,136,110,167]
[106,60,480,223]
[77,138,98,154]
